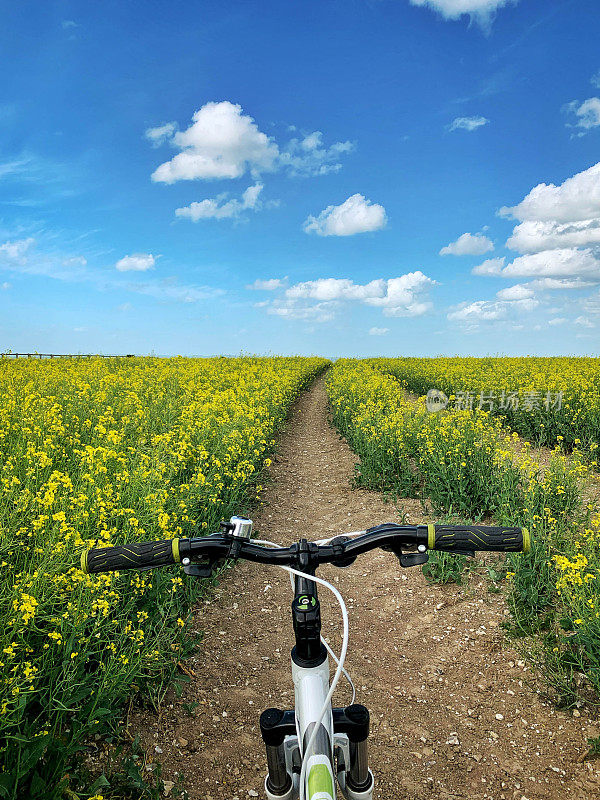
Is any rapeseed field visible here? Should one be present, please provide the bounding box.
[372,356,600,465]
[0,355,328,799]
[326,359,600,708]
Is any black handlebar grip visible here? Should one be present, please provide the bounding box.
[428,524,530,554]
[81,538,182,574]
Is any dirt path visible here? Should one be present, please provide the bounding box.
[131,377,599,800]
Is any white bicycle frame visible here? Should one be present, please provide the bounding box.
[262,580,374,800]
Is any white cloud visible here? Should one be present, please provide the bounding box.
[303,194,387,237]
[117,302,132,312]
[448,300,506,322]
[474,250,600,286]
[1,281,11,290]
[241,183,263,208]
[259,272,436,323]
[151,102,278,183]
[175,183,263,222]
[0,238,91,282]
[61,20,78,29]
[499,162,600,224]
[280,271,435,318]
[499,162,600,302]
[409,0,515,27]
[145,122,178,147]
[468,196,600,327]
[448,116,489,132]
[280,131,354,177]
[496,283,534,301]
[286,277,386,301]
[506,218,600,253]
[0,156,33,180]
[472,256,505,275]
[0,238,35,264]
[448,297,538,323]
[440,231,493,256]
[363,272,436,316]
[501,248,600,280]
[268,301,337,323]
[149,101,353,184]
[369,327,389,336]
[575,315,595,328]
[115,253,156,272]
[592,71,600,90]
[481,277,596,309]
[246,277,288,291]
[565,98,600,132]
[529,277,596,290]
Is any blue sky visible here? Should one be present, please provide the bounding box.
[1,0,599,356]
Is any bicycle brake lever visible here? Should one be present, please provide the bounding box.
[381,542,429,568]
[183,560,217,578]
[182,548,225,577]
[398,551,429,567]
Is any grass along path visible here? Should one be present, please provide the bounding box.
[127,376,599,800]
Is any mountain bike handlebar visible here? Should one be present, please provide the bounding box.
[81,522,529,575]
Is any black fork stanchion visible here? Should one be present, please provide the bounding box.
[265,746,291,797]
[333,705,372,792]
[346,707,371,792]
[260,708,296,796]
[348,737,370,791]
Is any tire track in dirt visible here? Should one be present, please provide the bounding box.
[130,376,599,800]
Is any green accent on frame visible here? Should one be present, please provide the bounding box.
[307,763,334,799]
